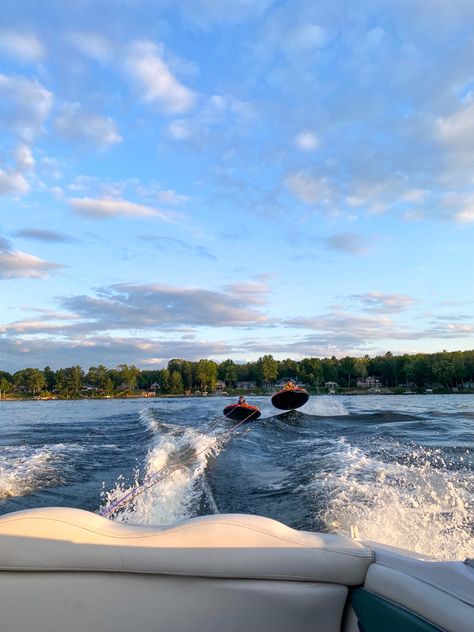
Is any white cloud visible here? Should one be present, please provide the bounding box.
[347,292,417,313]
[285,171,331,204]
[61,282,269,329]
[168,120,192,139]
[13,144,35,171]
[15,228,78,243]
[442,192,474,223]
[295,130,320,151]
[0,250,63,279]
[67,31,114,63]
[54,103,122,149]
[69,196,173,220]
[155,189,188,204]
[325,232,368,255]
[0,169,29,196]
[123,40,195,114]
[285,23,327,52]
[0,30,46,63]
[0,74,53,141]
[436,101,474,150]
[455,205,474,223]
[173,0,275,25]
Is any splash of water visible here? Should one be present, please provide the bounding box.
[101,416,222,525]
[301,396,349,417]
[0,444,73,499]
[320,438,473,560]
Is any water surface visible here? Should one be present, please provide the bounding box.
[0,394,472,560]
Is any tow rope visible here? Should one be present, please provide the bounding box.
[101,408,258,519]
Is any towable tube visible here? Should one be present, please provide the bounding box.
[271,388,309,410]
[223,404,261,422]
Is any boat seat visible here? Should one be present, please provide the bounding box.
[358,544,474,632]
[0,507,374,632]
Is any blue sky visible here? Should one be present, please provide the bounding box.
[1,0,473,371]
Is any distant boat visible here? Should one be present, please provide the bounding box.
[271,387,309,410]
[223,403,261,422]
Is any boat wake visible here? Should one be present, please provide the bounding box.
[101,408,222,524]
[318,437,473,559]
[0,443,81,499]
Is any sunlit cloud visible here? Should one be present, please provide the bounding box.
[285,172,332,205]
[61,282,270,329]
[0,30,46,63]
[68,197,173,220]
[325,232,368,255]
[140,235,216,260]
[0,169,29,196]
[123,40,195,114]
[0,250,64,279]
[15,228,79,243]
[54,103,122,149]
[66,31,114,63]
[295,131,320,152]
[0,74,53,141]
[346,292,418,313]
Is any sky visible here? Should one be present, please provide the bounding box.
[1,0,474,372]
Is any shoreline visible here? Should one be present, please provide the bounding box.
[1,390,473,402]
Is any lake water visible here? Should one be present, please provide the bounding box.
[0,394,472,560]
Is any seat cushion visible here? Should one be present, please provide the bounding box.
[0,507,373,584]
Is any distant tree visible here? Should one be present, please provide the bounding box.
[169,370,184,394]
[196,359,218,392]
[0,376,12,399]
[55,366,84,397]
[117,364,140,391]
[299,357,323,389]
[167,359,194,390]
[432,356,455,389]
[14,368,46,395]
[257,355,278,386]
[278,358,298,379]
[218,359,237,387]
[160,368,170,394]
[87,365,113,392]
[321,357,338,383]
[339,356,357,387]
[43,366,56,391]
[68,366,85,396]
[354,357,368,383]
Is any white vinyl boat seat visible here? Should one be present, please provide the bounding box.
[0,507,373,632]
[356,543,474,632]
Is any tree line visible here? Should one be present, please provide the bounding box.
[1,349,474,398]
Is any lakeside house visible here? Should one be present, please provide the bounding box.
[356,376,381,389]
[235,380,257,390]
[275,377,298,388]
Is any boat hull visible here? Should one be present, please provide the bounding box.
[271,388,309,410]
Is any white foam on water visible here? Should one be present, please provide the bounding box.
[251,395,349,418]
[0,444,75,499]
[319,438,473,559]
[300,396,349,417]
[102,411,222,525]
